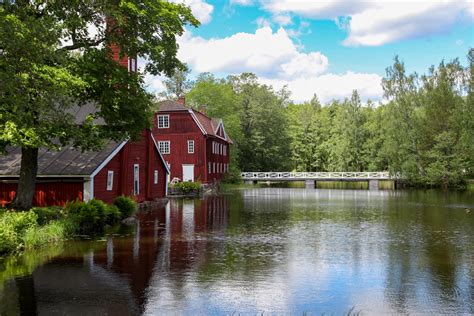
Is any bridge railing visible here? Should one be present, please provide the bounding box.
[241,171,393,180]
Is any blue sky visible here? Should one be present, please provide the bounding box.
[146,0,474,103]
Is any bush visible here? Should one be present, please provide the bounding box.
[172,181,201,194]
[113,195,137,218]
[65,200,103,233]
[0,211,38,254]
[105,205,121,223]
[222,165,243,184]
[31,206,63,225]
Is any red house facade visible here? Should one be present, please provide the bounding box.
[0,131,169,207]
[153,98,232,184]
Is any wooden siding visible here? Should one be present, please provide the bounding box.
[94,130,167,204]
[153,112,206,182]
[153,111,231,183]
[0,180,83,207]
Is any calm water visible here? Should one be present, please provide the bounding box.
[1,188,473,315]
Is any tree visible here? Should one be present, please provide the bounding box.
[0,0,198,209]
[157,67,193,100]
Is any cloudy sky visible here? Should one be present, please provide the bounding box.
[145,0,473,103]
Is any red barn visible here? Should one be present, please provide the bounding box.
[153,97,232,184]
[0,130,169,207]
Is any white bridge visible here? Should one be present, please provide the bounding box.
[241,172,396,190]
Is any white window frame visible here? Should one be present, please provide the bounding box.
[106,170,114,191]
[154,170,158,184]
[208,162,211,174]
[133,164,140,195]
[157,115,169,128]
[188,140,195,154]
[158,141,170,154]
[224,145,227,156]
[213,162,216,174]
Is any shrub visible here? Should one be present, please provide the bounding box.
[105,205,121,224]
[172,181,201,194]
[222,165,243,184]
[31,206,63,225]
[113,195,137,218]
[65,200,102,233]
[0,211,38,254]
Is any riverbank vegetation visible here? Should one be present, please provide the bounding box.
[0,196,137,257]
[170,50,473,189]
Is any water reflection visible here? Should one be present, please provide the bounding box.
[0,189,473,315]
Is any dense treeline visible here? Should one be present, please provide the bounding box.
[162,51,473,188]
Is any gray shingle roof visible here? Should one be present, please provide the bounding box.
[157,100,188,112]
[0,141,123,176]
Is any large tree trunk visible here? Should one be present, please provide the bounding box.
[11,146,38,210]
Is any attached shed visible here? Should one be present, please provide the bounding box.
[0,130,169,207]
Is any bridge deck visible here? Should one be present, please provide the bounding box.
[241,172,393,181]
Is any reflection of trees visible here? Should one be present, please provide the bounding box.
[383,190,474,313]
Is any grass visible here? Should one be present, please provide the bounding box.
[0,196,138,258]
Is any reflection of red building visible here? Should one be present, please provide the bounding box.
[167,196,229,271]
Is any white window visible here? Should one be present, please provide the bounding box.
[208,162,211,174]
[212,141,215,154]
[224,145,227,156]
[133,164,140,195]
[157,115,169,128]
[158,141,170,154]
[154,170,158,184]
[128,58,137,72]
[188,140,195,154]
[106,170,114,191]
[213,162,216,173]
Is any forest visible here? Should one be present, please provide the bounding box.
[160,51,474,188]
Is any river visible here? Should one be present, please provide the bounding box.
[1,188,473,315]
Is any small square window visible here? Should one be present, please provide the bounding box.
[154,170,158,184]
[157,115,169,128]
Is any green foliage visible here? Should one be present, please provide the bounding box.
[22,220,69,249]
[172,182,202,194]
[113,195,137,218]
[222,165,243,184]
[65,199,116,233]
[0,211,38,254]
[31,207,63,225]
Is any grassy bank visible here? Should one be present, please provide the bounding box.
[0,196,137,258]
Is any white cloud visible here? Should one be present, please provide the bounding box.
[260,0,474,46]
[272,14,292,26]
[255,17,271,28]
[230,0,253,5]
[261,71,383,103]
[177,27,328,79]
[170,0,214,24]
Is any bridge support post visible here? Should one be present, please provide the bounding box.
[244,180,254,185]
[305,180,315,189]
[369,180,379,191]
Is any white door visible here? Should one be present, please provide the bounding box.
[182,164,194,182]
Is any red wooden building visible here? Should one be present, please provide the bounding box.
[153,97,232,184]
[0,130,169,207]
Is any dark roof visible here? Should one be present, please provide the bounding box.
[157,100,188,112]
[156,99,233,144]
[0,141,123,177]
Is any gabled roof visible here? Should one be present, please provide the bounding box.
[157,99,233,144]
[157,100,188,112]
[0,141,123,177]
[0,135,171,177]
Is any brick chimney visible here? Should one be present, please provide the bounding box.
[177,95,186,105]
